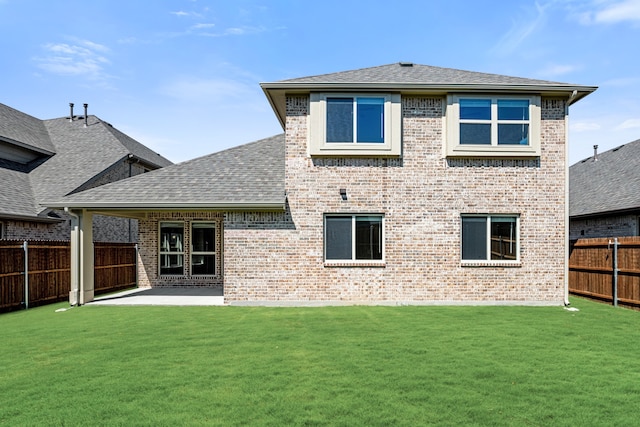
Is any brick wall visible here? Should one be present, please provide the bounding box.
[570,214,639,239]
[137,211,223,288]
[222,95,568,304]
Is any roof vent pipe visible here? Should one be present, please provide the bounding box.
[69,103,74,122]
[593,145,598,162]
[83,103,88,127]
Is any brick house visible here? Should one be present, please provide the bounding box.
[570,139,640,239]
[0,102,172,242]
[49,63,596,305]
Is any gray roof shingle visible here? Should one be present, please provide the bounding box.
[276,62,573,86]
[0,108,172,220]
[0,160,40,219]
[570,139,640,218]
[47,134,285,210]
[0,103,54,154]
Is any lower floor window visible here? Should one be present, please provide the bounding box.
[462,215,518,261]
[159,221,217,276]
[160,222,184,275]
[191,222,216,275]
[325,215,384,261]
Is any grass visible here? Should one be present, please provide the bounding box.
[1,298,640,426]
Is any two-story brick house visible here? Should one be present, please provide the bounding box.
[49,63,596,305]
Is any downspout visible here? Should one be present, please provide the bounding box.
[66,207,81,306]
[564,91,577,306]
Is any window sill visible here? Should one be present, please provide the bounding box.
[324,261,386,268]
[311,144,401,157]
[461,261,521,268]
[446,145,540,158]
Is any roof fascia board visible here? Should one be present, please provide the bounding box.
[0,212,64,223]
[126,154,167,170]
[570,207,640,220]
[0,136,55,157]
[260,81,598,93]
[47,202,286,211]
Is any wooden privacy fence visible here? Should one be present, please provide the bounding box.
[569,237,640,308]
[0,240,137,313]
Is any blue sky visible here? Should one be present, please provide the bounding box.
[1,0,639,165]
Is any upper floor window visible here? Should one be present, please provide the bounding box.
[0,221,4,240]
[327,97,385,143]
[309,93,401,156]
[446,95,540,157]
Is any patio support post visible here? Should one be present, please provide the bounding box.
[69,209,94,305]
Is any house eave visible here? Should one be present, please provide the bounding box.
[0,212,64,224]
[0,135,56,157]
[45,201,286,212]
[570,206,640,221]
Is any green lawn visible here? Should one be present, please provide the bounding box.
[1,298,639,426]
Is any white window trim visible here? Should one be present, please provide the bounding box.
[309,93,402,156]
[324,214,385,266]
[0,221,4,240]
[461,214,521,266]
[190,221,216,277]
[159,221,185,276]
[446,94,541,157]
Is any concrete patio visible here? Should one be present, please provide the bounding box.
[88,287,225,306]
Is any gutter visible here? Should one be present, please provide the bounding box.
[0,212,65,224]
[564,99,571,306]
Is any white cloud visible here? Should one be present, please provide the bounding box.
[615,118,640,130]
[572,122,602,132]
[160,77,255,102]
[491,2,550,55]
[34,40,111,80]
[595,0,640,23]
[191,23,215,30]
[575,0,640,25]
[602,76,640,87]
[538,63,580,78]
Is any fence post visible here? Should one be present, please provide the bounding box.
[613,237,619,308]
[135,243,139,288]
[22,241,28,310]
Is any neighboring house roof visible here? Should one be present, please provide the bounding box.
[261,62,598,127]
[0,103,55,156]
[47,134,285,212]
[0,104,172,221]
[570,139,640,219]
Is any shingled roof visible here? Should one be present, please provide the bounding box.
[0,103,172,221]
[261,62,597,127]
[47,134,285,212]
[570,139,640,218]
